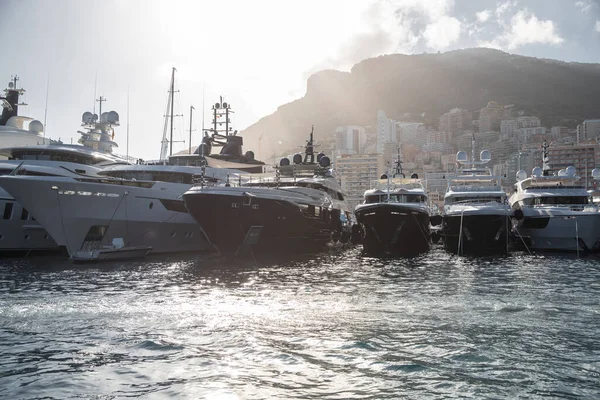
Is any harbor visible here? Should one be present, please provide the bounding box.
[3,0,600,396]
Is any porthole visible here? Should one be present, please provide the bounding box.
[149,202,154,210]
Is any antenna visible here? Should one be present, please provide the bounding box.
[126,85,130,161]
[92,70,97,114]
[189,105,194,154]
[97,96,106,117]
[43,72,49,138]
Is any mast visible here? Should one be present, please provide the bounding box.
[97,96,106,117]
[126,86,130,160]
[542,140,550,176]
[169,67,175,156]
[43,73,49,138]
[189,105,194,154]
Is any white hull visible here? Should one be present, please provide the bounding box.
[515,209,600,252]
[0,176,211,257]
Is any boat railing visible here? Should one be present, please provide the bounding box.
[520,204,597,212]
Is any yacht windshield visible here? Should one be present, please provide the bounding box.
[523,196,589,206]
[366,194,426,203]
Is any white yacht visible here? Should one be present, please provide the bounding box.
[0,160,246,258]
[510,142,600,253]
[440,141,512,255]
[355,154,430,256]
[183,128,355,256]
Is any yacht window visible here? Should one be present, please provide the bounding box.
[21,208,29,220]
[366,195,380,203]
[451,196,503,204]
[534,196,588,205]
[3,203,13,220]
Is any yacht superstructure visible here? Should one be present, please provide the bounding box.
[440,140,511,255]
[355,151,430,256]
[510,142,600,253]
[183,128,354,256]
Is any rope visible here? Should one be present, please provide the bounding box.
[457,210,464,256]
[412,212,430,245]
[513,225,532,255]
[98,191,128,246]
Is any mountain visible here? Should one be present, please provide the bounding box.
[241,48,600,159]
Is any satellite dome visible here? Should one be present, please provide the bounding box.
[558,169,567,177]
[316,152,325,163]
[592,169,600,179]
[565,166,576,177]
[532,167,543,177]
[456,151,468,162]
[280,157,290,167]
[82,112,93,123]
[480,150,491,162]
[8,81,14,89]
[292,153,302,164]
[107,111,119,124]
[100,112,109,123]
[28,120,44,134]
[319,156,331,168]
[516,170,527,181]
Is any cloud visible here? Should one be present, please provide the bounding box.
[476,10,490,23]
[575,0,597,13]
[596,20,600,32]
[423,16,462,49]
[479,9,564,50]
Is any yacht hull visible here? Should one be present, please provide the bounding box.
[0,190,59,253]
[441,213,510,255]
[514,212,600,252]
[355,203,430,256]
[183,191,339,256]
[0,176,211,257]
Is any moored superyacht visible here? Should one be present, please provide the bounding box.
[0,98,261,259]
[440,140,512,255]
[509,142,600,253]
[354,152,431,256]
[183,128,355,256]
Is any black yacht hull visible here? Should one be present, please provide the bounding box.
[355,204,430,256]
[183,192,343,256]
[441,214,510,255]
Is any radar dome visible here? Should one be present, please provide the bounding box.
[516,170,527,181]
[558,169,567,177]
[532,167,543,177]
[92,113,98,122]
[566,166,576,177]
[410,173,419,179]
[100,112,109,123]
[28,120,44,134]
[380,174,388,180]
[244,150,254,161]
[107,111,119,124]
[319,156,331,168]
[480,150,491,162]
[456,151,468,162]
[592,168,600,179]
[82,112,93,124]
[292,153,302,164]
[316,152,325,163]
[280,157,290,167]
[8,81,14,89]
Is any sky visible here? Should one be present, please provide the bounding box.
[1,0,599,160]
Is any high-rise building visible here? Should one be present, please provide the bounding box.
[547,142,600,184]
[439,108,472,139]
[377,110,398,153]
[550,126,569,138]
[576,119,600,143]
[478,101,504,133]
[516,116,541,128]
[517,127,546,141]
[335,154,384,210]
[500,120,518,138]
[398,122,427,148]
[334,125,366,155]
